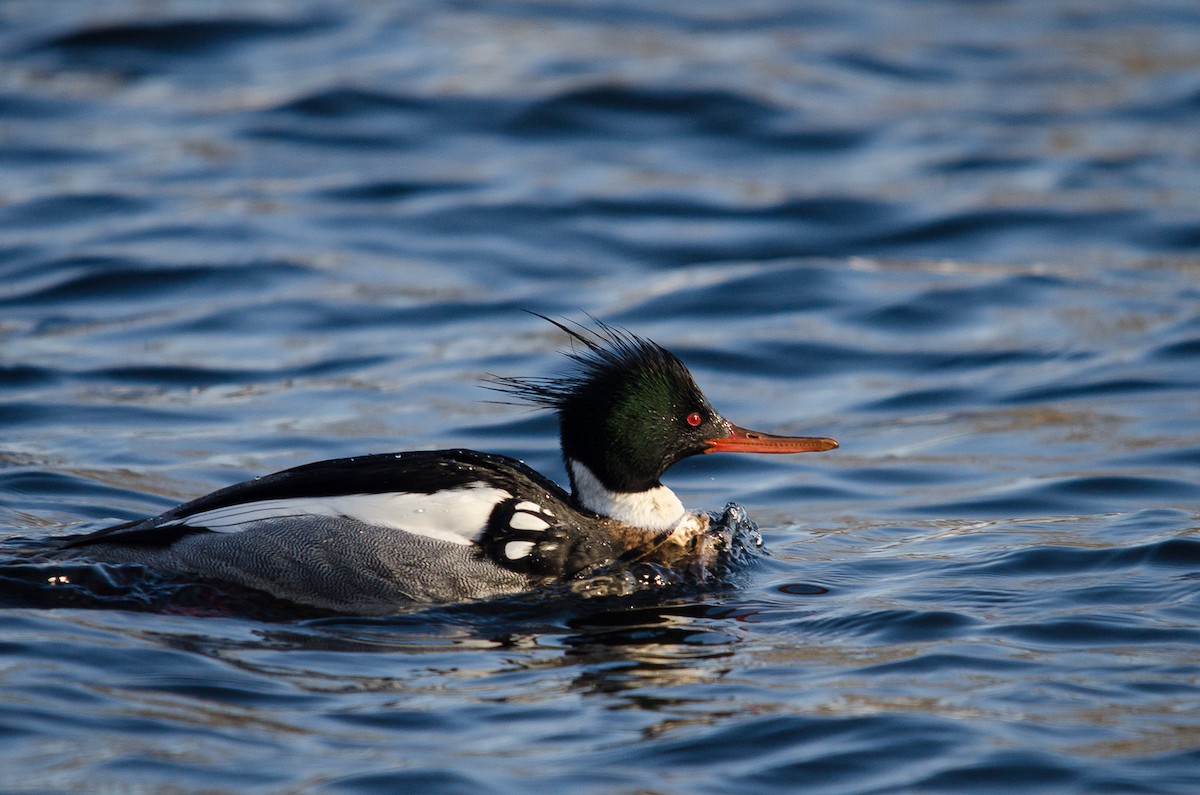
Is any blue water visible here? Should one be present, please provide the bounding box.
[2,1,1199,792]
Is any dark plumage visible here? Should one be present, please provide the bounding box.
[44,317,837,611]
[490,316,724,494]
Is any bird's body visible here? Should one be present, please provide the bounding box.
[53,319,836,611]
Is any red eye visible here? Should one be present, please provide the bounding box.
[686,412,702,427]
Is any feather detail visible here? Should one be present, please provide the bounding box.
[484,314,691,412]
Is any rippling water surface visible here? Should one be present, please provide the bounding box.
[2,2,1199,792]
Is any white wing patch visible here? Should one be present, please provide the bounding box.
[504,540,535,560]
[168,485,512,546]
[509,512,551,532]
[515,501,553,517]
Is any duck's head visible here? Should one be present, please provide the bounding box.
[492,317,837,532]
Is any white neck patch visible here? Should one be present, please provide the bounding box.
[567,459,685,532]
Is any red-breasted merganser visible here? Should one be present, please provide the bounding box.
[55,319,837,611]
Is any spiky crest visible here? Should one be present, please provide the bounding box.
[486,314,688,412]
[487,314,720,500]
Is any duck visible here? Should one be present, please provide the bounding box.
[53,318,837,611]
